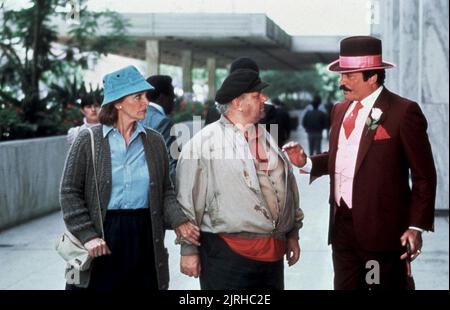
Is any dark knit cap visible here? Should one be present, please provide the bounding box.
[215,68,268,104]
[230,57,260,73]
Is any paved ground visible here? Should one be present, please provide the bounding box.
[0,111,448,290]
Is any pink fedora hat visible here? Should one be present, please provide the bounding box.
[328,36,395,73]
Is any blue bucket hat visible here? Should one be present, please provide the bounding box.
[101,65,154,107]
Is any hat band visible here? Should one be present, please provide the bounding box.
[339,55,382,68]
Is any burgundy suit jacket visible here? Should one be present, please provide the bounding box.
[311,88,436,252]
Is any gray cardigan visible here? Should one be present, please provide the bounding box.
[59,124,188,289]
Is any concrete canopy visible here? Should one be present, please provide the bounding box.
[109,13,341,70]
[55,12,343,97]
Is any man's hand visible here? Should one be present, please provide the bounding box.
[84,238,112,258]
[282,142,307,168]
[175,222,201,246]
[400,229,423,261]
[181,254,201,278]
[286,238,300,266]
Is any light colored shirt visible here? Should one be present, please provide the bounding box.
[334,86,383,209]
[245,127,286,223]
[67,118,99,145]
[103,123,150,210]
[256,157,286,223]
[176,116,303,255]
[220,124,288,262]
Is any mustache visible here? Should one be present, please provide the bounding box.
[340,85,351,92]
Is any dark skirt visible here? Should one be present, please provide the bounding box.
[199,232,284,290]
[66,208,158,290]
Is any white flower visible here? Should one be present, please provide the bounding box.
[371,108,383,121]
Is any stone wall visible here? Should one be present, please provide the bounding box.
[0,121,199,231]
[372,0,449,210]
[0,136,69,231]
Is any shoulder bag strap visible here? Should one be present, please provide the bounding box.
[87,128,105,240]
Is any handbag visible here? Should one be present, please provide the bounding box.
[55,127,104,271]
[55,230,92,271]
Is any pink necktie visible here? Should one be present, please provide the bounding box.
[342,101,363,139]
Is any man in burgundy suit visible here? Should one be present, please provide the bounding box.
[283,36,437,290]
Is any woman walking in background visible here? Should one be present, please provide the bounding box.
[66,92,100,145]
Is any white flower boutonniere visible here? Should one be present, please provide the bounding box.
[366,108,383,131]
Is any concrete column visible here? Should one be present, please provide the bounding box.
[145,40,159,76]
[226,63,231,73]
[206,57,216,100]
[181,50,192,93]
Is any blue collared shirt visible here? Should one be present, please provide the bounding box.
[149,102,166,116]
[103,123,150,210]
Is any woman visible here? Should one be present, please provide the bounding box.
[60,65,199,290]
[67,92,100,145]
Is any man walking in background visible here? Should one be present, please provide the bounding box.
[302,95,327,155]
[141,75,179,185]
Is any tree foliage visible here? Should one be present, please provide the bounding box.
[0,0,131,140]
[260,64,341,105]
